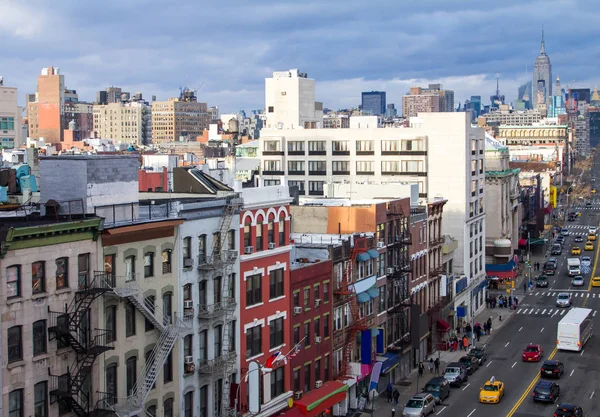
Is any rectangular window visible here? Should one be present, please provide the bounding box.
[356,161,374,173]
[199,386,208,417]
[183,236,192,260]
[356,140,374,152]
[162,250,172,274]
[32,261,46,294]
[163,352,173,383]
[34,381,47,417]
[401,139,424,151]
[288,180,305,191]
[269,268,284,299]
[144,252,154,277]
[256,221,263,251]
[313,284,320,303]
[199,235,207,261]
[332,161,349,173]
[304,322,310,346]
[334,307,342,331]
[324,356,330,380]
[55,258,68,289]
[33,320,47,356]
[308,141,326,152]
[323,281,329,302]
[228,230,236,251]
[287,160,305,173]
[401,160,423,172]
[144,296,155,332]
[332,141,349,152]
[78,253,89,288]
[9,389,23,417]
[315,358,321,381]
[323,314,330,338]
[164,399,174,417]
[304,364,311,392]
[126,357,137,396]
[246,325,262,357]
[199,330,208,360]
[293,325,300,344]
[7,326,22,363]
[105,305,116,342]
[303,287,310,308]
[271,367,284,398]
[309,181,324,192]
[126,301,136,337]
[279,218,285,245]
[381,140,399,152]
[269,317,284,348]
[381,161,400,173]
[314,317,320,338]
[264,160,281,171]
[214,325,223,357]
[246,274,262,306]
[124,255,135,282]
[308,161,327,173]
[379,286,386,313]
[6,265,20,298]
[184,392,193,417]
[288,141,305,152]
[294,368,300,392]
[105,365,117,405]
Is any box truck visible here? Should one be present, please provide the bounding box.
[567,258,581,276]
[556,307,593,351]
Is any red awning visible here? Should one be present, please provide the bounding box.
[295,381,348,417]
[518,238,527,246]
[437,319,450,332]
[278,407,306,417]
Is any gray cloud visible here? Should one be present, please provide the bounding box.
[2,0,599,112]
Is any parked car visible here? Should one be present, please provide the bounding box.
[443,362,468,387]
[422,377,450,404]
[402,393,436,417]
[459,355,479,375]
[467,347,488,365]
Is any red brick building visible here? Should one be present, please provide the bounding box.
[236,186,294,417]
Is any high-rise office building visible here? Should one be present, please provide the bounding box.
[533,32,552,109]
[151,90,209,143]
[571,88,591,104]
[361,91,386,115]
[402,84,454,117]
[93,101,152,145]
[0,77,23,149]
[386,103,397,118]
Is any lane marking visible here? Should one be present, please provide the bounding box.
[504,347,558,417]
[594,310,597,317]
[540,327,544,332]
[462,383,471,391]
[486,360,493,368]
[580,349,585,356]
[467,409,476,417]
[505,342,510,347]
[518,326,523,332]
[511,361,517,368]
[542,309,547,315]
[591,391,595,400]
[436,406,446,415]
[570,369,575,377]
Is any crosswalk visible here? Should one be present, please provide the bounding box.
[531,291,596,297]
[516,307,599,316]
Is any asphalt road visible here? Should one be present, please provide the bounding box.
[436,167,600,417]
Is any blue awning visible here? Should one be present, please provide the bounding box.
[357,252,370,262]
[485,258,517,272]
[368,287,379,299]
[357,292,371,303]
[371,328,380,337]
[353,275,377,294]
[478,280,488,290]
[367,249,380,259]
[378,352,400,374]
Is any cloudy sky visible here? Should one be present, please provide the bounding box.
[2,0,599,113]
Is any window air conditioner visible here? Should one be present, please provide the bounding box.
[184,300,193,309]
[387,268,395,275]
[377,241,385,249]
[315,336,322,343]
[268,242,276,250]
[294,391,303,400]
[315,380,323,389]
[294,306,303,314]
[244,246,254,254]
[184,356,194,364]
[184,258,194,268]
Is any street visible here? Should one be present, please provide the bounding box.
[430,166,600,417]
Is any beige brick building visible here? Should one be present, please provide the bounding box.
[93,101,152,145]
[152,92,209,143]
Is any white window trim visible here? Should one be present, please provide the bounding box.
[267,311,287,323]
[244,319,266,333]
[244,268,265,281]
[267,263,287,273]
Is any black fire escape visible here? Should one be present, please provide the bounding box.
[386,205,412,351]
[48,272,116,417]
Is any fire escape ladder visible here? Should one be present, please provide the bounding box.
[218,262,236,417]
[198,197,241,269]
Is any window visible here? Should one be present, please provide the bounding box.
[308,161,326,173]
[33,320,47,356]
[356,140,374,152]
[126,302,136,337]
[315,358,321,381]
[243,221,251,249]
[294,368,300,392]
[269,317,284,348]
[268,218,275,244]
[78,253,89,288]
[182,236,192,261]
[104,254,115,280]
[324,356,330,380]
[144,253,154,277]
[246,274,262,306]
[184,392,193,417]
[264,140,280,151]
[314,317,320,338]
[288,180,305,191]
[334,307,342,331]
[271,367,284,398]
[264,160,280,171]
[199,386,208,417]
[287,160,305,173]
[246,325,262,357]
[7,326,22,363]
[304,322,310,346]
[162,250,172,274]
[126,357,137,396]
[378,286,386,313]
[214,325,223,357]
[147,406,157,417]
[308,141,326,152]
[293,291,300,307]
[229,320,236,354]
[356,161,374,173]
[199,234,207,262]
[303,287,310,308]
[313,284,320,303]
[332,140,349,152]
[6,265,20,298]
[55,258,68,289]
[163,352,173,383]
[323,314,330,338]
[0,117,15,130]
[214,276,222,303]
[9,389,23,417]
[304,363,311,391]
[183,284,192,302]
[293,325,300,344]
[34,381,47,417]
[381,140,399,152]
[401,139,423,151]
[124,255,135,282]
[309,181,324,193]
[256,218,263,251]
[279,216,286,245]
[269,268,284,299]
[32,261,45,294]
[199,330,208,360]
[381,161,400,173]
[332,161,349,173]
[105,364,117,405]
[288,141,305,152]
[228,230,236,251]
[268,106,274,113]
[144,296,155,332]
[163,292,172,324]
[164,398,174,417]
[228,273,235,299]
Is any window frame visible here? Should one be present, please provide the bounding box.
[270,366,284,399]
[6,265,21,298]
[269,268,284,299]
[31,261,46,294]
[33,320,47,356]
[33,381,48,417]
[8,389,23,417]
[144,252,154,278]
[7,325,22,363]
[125,301,136,337]
[269,317,284,348]
[162,250,172,274]
[246,325,262,357]
[55,257,69,289]
[246,273,262,306]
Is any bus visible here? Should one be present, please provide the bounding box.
[556,307,593,352]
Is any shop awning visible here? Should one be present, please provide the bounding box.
[485,258,517,272]
[367,249,380,259]
[295,381,349,417]
[437,318,450,332]
[278,407,305,417]
[377,352,400,374]
[357,252,371,262]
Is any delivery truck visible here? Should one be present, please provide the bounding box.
[556,307,593,351]
[567,258,581,276]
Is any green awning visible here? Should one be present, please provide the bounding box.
[357,252,370,262]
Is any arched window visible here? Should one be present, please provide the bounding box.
[268,214,275,245]
[256,215,264,252]
[279,213,286,246]
[243,217,252,249]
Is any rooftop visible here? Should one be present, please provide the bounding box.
[298,197,397,207]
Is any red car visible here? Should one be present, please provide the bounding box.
[522,343,543,362]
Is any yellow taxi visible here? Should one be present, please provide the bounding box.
[571,247,581,255]
[592,276,600,287]
[479,377,504,404]
[588,234,597,241]
[585,241,595,251]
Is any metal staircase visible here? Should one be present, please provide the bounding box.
[48,272,116,417]
[196,197,240,417]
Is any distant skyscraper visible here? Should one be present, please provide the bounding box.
[401,84,454,117]
[361,91,386,115]
[517,81,532,109]
[533,31,552,109]
[548,76,566,117]
[571,88,591,104]
[385,103,397,118]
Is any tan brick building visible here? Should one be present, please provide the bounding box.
[151,91,209,143]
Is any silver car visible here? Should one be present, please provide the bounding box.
[581,256,592,267]
[556,292,572,308]
[402,393,436,417]
[571,276,585,287]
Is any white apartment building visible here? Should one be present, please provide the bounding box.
[259,112,487,318]
[93,101,152,145]
[0,78,23,149]
[264,69,323,129]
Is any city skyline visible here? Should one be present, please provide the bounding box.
[2,0,599,112]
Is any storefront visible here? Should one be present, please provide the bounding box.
[375,352,400,392]
[436,318,451,350]
[292,381,349,417]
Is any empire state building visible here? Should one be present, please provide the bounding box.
[532,31,552,109]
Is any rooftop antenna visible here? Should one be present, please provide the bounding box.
[496,73,500,98]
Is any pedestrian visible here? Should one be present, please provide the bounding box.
[462,335,469,351]
[483,322,488,335]
[429,357,434,373]
[453,338,459,352]
[524,281,527,293]
[514,296,519,308]
[498,296,504,308]
[392,408,396,417]
[487,317,492,333]
[387,382,393,403]
[393,388,400,405]
[418,361,424,377]
[465,324,472,338]
[434,357,440,374]
[508,296,513,308]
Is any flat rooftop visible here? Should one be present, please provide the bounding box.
[298,197,397,206]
